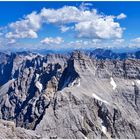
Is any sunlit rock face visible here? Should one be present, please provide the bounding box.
[0,50,140,138]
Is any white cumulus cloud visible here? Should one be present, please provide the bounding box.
[117,13,127,19]
[75,17,123,39]
[40,37,64,45]
[132,37,140,43]
[40,6,124,39]
[1,4,126,48]
[5,29,38,39]
[5,11,40,40]
[60,26,70,33]
[8,39,16,44]
[128,37,140,48]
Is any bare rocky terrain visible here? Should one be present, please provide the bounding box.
[0,119,41,139]
[0,49,140,139]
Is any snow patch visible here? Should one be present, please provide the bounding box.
[35,81,43,92]
[101,124,107,134]
[81,116,84,121]
[136,80,140,84]
[132,81,135,86]
[12,78,15,81]
[77,79,81,87]
[100,119,107,134]
[70,78,81,87]
[110,77,117,90]
[36,73,39,80]
[70,79,76,87]
[92,93,109,105]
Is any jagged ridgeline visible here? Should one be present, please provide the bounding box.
[0,49,140,138]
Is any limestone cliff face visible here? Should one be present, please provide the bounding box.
[0,50,140,138]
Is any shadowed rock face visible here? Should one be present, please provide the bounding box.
[0,50,140,138]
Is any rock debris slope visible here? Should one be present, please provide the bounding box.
[0,119,41,139]
[0,50,140,138]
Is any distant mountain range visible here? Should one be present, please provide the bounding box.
[87,48,140,59]
[2,48,140,59]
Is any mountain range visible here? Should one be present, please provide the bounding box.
[0,48,140,138]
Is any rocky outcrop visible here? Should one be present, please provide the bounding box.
[0,119,41,139]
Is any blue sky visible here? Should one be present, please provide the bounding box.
[0,1,140,52]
